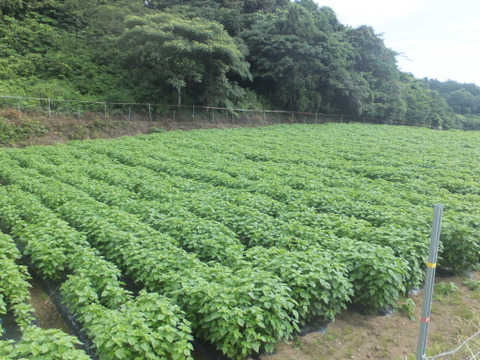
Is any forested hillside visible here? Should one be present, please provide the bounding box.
[1,0,479,129]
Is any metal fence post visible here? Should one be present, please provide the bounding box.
[416,204,444,360]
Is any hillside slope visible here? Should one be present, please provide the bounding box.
[1,0,479,129]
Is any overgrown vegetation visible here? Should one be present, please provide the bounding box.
[0,110,48,145]
[1,0,480,129]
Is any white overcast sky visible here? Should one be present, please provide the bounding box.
[316,0,480,86]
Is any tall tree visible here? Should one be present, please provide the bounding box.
[0,0,24,16]
[400,74,455,128]
[242,4,370,113]
[119,13,251,106]
[346,25,402,119]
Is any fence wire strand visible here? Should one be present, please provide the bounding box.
[427,331,480,360]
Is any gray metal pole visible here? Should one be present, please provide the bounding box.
[416,204,443,360]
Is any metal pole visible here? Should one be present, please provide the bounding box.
[416,204,443,360]
[192,106,195,122]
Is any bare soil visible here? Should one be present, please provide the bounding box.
[259,272,480,360]
[28,279,71,335]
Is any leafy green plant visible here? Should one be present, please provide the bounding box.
[0,326,91,360]
[434,281,458,299]
[0,232,35,329]
[57,138,407,310]
[149,126,165,133]
[0,182,195,360]
[463,279,480,291]
[398,298,416,321]
[0,162,299,359]
[23,154,353,324]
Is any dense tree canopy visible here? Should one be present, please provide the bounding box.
[119,13,250,106]
[0,0,479,128]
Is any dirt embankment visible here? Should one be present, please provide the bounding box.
[0,109,262,147]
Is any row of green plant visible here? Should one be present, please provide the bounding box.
[120,138,427,281]
[0,232,34,329]
[61,137,423,288]
[0,326,91,360]
[0,157,302,359]
[65,126,479,274]
[125,125,479,273]
[13,150,353,323]
[60,125,478,279]
[20,142,408,310]
[0,177,194,359]
[0,232,91,359]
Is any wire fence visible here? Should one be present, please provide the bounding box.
[0,95,389,126]
[426,331,480,360]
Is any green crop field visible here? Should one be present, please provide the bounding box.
[0,123,479,359]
